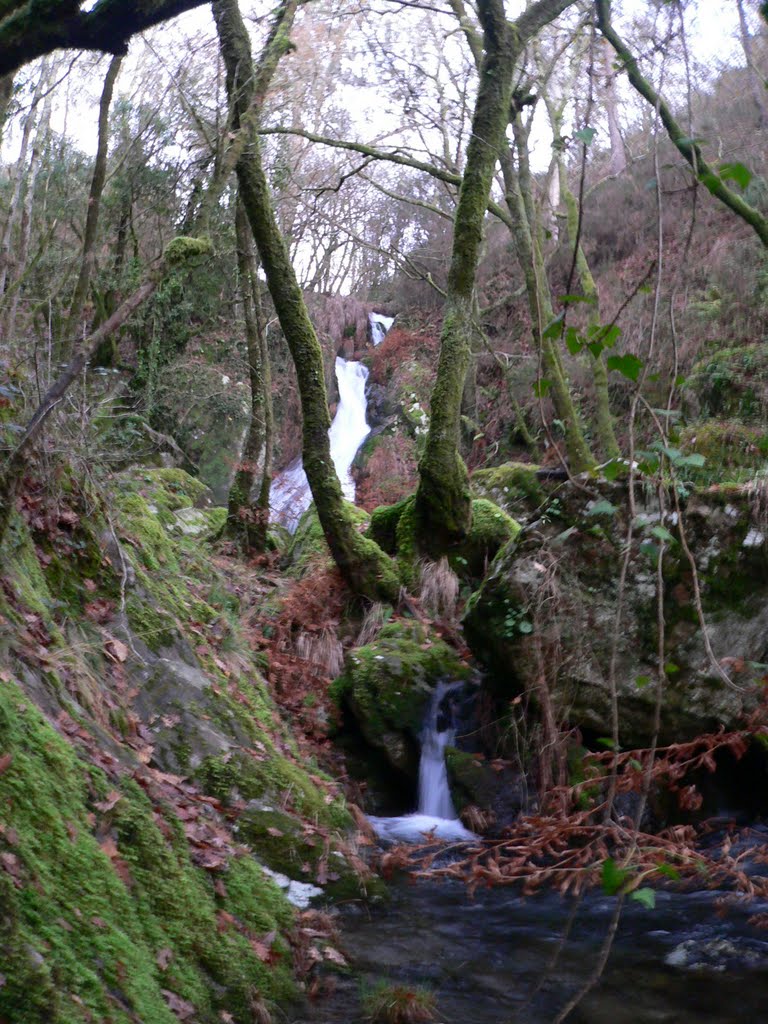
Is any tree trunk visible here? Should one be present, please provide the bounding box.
[213,0,400,601]
[226,197,272,552]
[414,0,517,553]
[60,53,123,362]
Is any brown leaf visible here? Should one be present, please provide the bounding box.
[94,790,122,813]
[0,753,12,776]
[104,636,129,663]
[161,990,196,1020]
[156,947,173,971]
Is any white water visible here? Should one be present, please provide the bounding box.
[369,682,476,844]
[270,357,371,530]
[369,311,394,346]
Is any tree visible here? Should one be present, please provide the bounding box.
[212,0,401,602]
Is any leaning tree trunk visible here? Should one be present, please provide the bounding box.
[60,53,123,363]
[226,197,273,552]
[213,0,400,601]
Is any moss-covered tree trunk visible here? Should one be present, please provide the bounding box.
[499,139,595,472]
[213,0,399,601]
[414,0,519,553]
[226,197,272,551]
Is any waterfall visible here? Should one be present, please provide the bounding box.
[270,356,372,530]
[369,682,476,844]
[369,311,394,346]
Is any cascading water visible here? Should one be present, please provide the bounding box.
[270,357,371,529]
[269,312,393,530]
[369,682,476,844]
[369,311,394,346]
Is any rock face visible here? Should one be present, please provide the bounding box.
[465,478,768,747]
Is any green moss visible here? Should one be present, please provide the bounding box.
[472,461,544,516]
[0,677,297,1024]
[286,501,369,577]
[445,747,494,810]
[451,498,520,579]
[163,235,213,265]
[679,420,768,478]
[332,620,471,774]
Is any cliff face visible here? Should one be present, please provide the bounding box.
[0,468,370,1024]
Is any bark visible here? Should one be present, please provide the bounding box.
[1,84,51,341]
[0,0,210,78]
[414,0,521,552]
[601,39,628,176]
[0,73,13,145]
[226,198,272,552]
[736,0,767,127]
[213,0,400,601]
[0,236,212,552]
[60,53,122,362]
[0,59,49,296]
[598,0,768,249]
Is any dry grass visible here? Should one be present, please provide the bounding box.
[417,558,459,621]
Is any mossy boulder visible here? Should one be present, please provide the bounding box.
[679,420,768,479]
[471,461,546,520]
[445,747,495,810]
[465,478,768,747]
[331,620,472,777]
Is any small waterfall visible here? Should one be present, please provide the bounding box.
[369,682,476,844]
[270,356,372,530]
[369,311,394,346]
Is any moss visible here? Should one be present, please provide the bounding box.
[286,501,369,577]
[445,747,494,810]
[679,420,768,478]
[332,620,471,775]
[366,497,411,555]
[451,498,520,579]
[163,235,213,265]
[471,461,544,517]
[0,677,297,1024]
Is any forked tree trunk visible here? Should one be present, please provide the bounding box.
[213,0,400,601]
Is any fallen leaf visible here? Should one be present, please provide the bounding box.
[94,790,122,813]
[0,753,12,776]
[156,947,173,970]
[104,636,129,663]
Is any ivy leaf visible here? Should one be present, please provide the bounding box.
[657,863,681,881]
[587,499,618,517]
[719,161,753,189]
[631,887,656,909]
[601,460,624,481]
[597,736,617,749]
[700,172,721,194]
[565,326,584,355]
[533,378,552,397]
[575,126,596,145]
[650,525,675,543]
[607,353,643,381]
[542,314,564,339]
[601,857,628,895]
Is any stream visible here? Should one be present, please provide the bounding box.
[268,311,768,1022]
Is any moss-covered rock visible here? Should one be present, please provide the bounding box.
[0,676,296,1024]
[679,420,768,479]
[331,620,472,776]
[445,747,496,810]
[465,478,768,747]
[0,467,374,1017]
[471,461,546,520]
